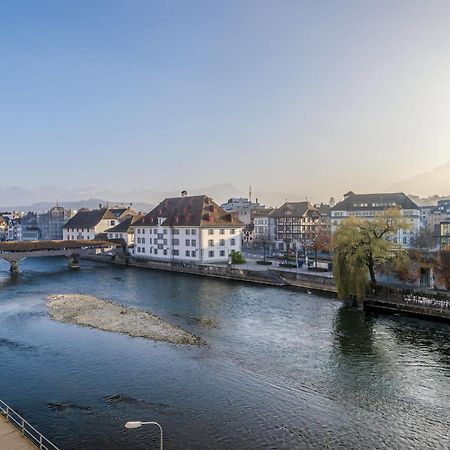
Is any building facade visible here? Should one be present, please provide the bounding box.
[269,202,321,251]
[220,197,264,225]
[63,208,118,240]
[331,192,420,248]
[131,194,243,263]
[38,206,74,240]
[439,222,450,249]
[106,214,144,246]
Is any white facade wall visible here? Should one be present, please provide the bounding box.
[107,231,134,245]
[133,223,242,263]
[63,218,117,240]
[331,209,420,248]
[254,216,270,240]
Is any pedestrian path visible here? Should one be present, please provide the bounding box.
[0,415,36,450]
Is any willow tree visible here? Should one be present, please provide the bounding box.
[332,208,410,302]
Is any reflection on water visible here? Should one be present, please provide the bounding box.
[0,257,449,449]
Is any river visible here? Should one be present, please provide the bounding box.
[0,257,449,449]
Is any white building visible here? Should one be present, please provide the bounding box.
[331,192,420,248]
[106,214,144,246]
[253,209,275,243]
[220,197,264,225]
[5,219,22,241]
[63,208,118,240]
[131,194,244,263]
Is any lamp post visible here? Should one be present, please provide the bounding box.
[125,421,163,450]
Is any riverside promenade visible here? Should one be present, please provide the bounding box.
[0,415,35,450]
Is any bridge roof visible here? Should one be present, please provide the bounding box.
[0,240,115,253]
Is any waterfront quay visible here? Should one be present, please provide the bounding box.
[0,416,35,450]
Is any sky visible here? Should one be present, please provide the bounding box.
[1,1,450,201]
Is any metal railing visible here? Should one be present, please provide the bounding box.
[0,399,60,450]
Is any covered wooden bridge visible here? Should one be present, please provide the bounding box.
[0,240,119,272]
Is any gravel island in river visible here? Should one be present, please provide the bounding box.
[46,294,204,345]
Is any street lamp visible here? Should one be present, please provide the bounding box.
[124,421,163,450]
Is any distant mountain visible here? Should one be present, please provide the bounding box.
[389,160,450,197]
[0,199,154,214]
[0,183,310,212]
[407,194,450,207]
[0,183,246,212]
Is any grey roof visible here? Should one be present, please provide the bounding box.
[332,192,419,211]
[63,208,116,229]
[316,204,331,216]
[105,214,144,233]
[269,202,320,219]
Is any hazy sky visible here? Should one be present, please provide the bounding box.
[1,1,450,200]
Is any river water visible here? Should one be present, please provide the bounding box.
[0,257,449,449]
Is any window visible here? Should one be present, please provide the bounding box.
[185,239,190,246]
[219,239,225,246]
[208,239,214,246]
[185,250,190,257]
[154,249,158,254]
[231,229,235,234]
[158,233,163,239]
[219,229,225,235]
[137,229,141,234]
[163,229,167,234]
[172,238,179,245]
[208,229,214,235]
[220,250,225,257]
[163,239,167,245]
[173,249,179,256]
[137,247,141,253]
[163,249,167,255]
[173,229,179,235]
[208,250,214,257]
[137,237,141,244]
[186,229,190,235]
[158,244,163,249]
[191,229,196,235]
[142,248,145,253]
[191,239,196,246]
[149,238,152,244]
[191,250,196,257]
[231,239,236,245]
[142,238,145,244]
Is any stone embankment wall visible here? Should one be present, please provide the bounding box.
[85,254,288,287]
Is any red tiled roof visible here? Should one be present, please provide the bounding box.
[132,195,244,228]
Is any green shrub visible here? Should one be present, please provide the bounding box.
[230,250,246,264]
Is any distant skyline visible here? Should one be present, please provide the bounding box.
[2,1,450,198]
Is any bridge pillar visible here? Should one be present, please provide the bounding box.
[9,260,19,274]
[68,254,80,270]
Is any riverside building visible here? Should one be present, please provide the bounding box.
[131,193,244,263]
[63,208,118,240]
[331,192,420,248]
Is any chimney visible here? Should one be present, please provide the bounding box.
[181,190,188,198]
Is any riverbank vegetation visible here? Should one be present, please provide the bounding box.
[332,208,410,303]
